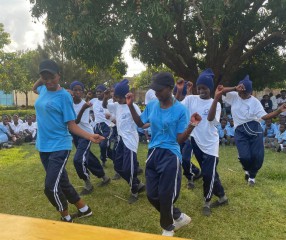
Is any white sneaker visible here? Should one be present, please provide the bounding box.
[174,213,191,231]
[162,229,174,237]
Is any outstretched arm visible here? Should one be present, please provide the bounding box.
[262,104,286,120]
[126,93,144,127]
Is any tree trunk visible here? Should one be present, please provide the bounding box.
[25,91,28,107]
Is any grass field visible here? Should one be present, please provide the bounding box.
[0,143,286,240]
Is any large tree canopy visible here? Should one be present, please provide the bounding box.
[30,0,286,89]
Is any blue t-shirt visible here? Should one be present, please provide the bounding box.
[275,130,286,144]
[35,86,76,152]
[225,125,235,137]
[261,123,277,137]
[0,124,8,144]
[216,124,226,138]
[140,99,189,161]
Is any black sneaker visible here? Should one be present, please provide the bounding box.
[202,206,211,216]
[97,177,111,187]
[128,194,138,204]
[80,186,94,196]
[60,217,73,223]
[193,171,202,181]
[210,199,229,208]
[112,172,121,180]
[71,206,93,219]
[137,182,145,193]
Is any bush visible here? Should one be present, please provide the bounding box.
[0,109,36,120]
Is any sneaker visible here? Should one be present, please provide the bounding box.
[244,173,249,182]
[79,186,94,196]
[210,198,229,208]
[202,206,211,216]
[162,229,174,237]
[71,206,92,219]
[60,217,73,223]
[137,167,144,175]
[193,171,202,181]
[248,179,255,187]
[112,172,121,180]
[187,179,195,189]
[96,177,111,187]
[174,213,191,231]
[128,193,138,204]
[137,182,145,194]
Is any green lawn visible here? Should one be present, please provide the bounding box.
[0,143,286,240]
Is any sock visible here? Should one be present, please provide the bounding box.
[131,192,138,197]
[79,205,88,213]
[204,201,211,208]
[84,179,92,190]
[64,215,72,221]
[245,171,249,175]
[280,144,284,150]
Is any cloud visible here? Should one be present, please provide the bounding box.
[0,0,45,52]
[0,0,144,76]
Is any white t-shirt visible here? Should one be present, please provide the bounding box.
[73,100,93,133]
[107,102,141,153]
[10,122,23,134]
[224,92,267,127]
[270,96,278,110]
[277,97,286,116]
[145,89,157,104]
[90,98,112,126]
[181,95,220,157]
[21,122,37,137]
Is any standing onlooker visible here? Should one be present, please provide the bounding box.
[220,75,286,186]
[32,59,105,222]
[269,92,278,111]
[70,81,110,195]
[127,72,201,236]
[260,94,273,113]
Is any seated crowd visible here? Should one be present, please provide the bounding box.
[0,114,37,149]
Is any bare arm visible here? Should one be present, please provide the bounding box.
[75,102,92,124]
[208,85,223,121]
[102,89,111,108]
[68,121,104,143]
[126,93,144,127]
[32,78,44,94]
[261,105,286,120]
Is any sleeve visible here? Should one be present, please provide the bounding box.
[176,106,189,134]
[62,93,76,123]
[224,92,237,105]
[37,85,45,94]
[107,102,116,114]
[134,103,142,115]
[213,102,222,125]
[140,103,150,124]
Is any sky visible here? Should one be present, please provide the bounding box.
[0,0,146,77]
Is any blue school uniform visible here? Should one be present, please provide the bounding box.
[140,99,188,230]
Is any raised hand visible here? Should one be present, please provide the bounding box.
[236,84,245,92]
[176,79,185,92]
[125,93,134,106]
[214,85,224,100]
[103,89,111,99]
[83,101,92,110]
[186,81,193,95]
[89,134,105,144]
[190,112,202,126]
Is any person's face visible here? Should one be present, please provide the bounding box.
[197,85,210,99]
[230,119,234,126]
[279,125,285,132]
[221,120,227,128]
[281,91,286,98]
[3,117,9,125]
[31,115,36,122]
[40,71,60,91]
[13,115,19,124]
[238,91,251,100]
[72,85,84,99]
[265,95,269,101]
[27,117,33,125]
[265,119,272,126]
[155,86,172,102]
[86,91,93,99]
[115,95,126,104]
[279,116,286,125]
[96,90,104,100]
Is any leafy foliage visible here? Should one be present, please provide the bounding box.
[30,0,286,90]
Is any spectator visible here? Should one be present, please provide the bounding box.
[260,94,273,113]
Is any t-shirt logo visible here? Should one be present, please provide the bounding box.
[99,108,104,113]
[203,109,209,115]
[122,114,127,119]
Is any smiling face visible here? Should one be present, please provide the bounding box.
[196,84,210,99]
[40,71,60,91]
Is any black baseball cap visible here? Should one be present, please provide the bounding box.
[39,59,60,74]
[150,72,175,91]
